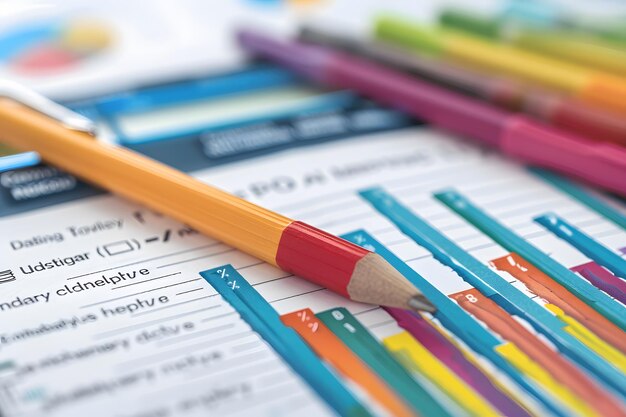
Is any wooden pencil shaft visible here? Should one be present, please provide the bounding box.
[0,100,292,264]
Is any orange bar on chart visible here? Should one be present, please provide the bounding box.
[281,308,417,417]
[491,253,626,353]
[453,289,624,417]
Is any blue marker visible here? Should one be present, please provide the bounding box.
[359,187,626,397]
[435,189,626,331]
[535,212,626,280]
[341,229,570,417]
[200,265,372,417]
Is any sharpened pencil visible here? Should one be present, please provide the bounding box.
[0,94,435,313]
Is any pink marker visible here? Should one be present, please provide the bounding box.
[238,30,626,196]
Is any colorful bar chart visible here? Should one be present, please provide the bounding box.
[359,188,626,401]
[434,189,626,330]
[341,229,570,417]
[195,179,626,417]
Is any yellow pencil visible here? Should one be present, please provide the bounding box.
[0,84,435,312]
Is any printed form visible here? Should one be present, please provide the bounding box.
[1,123,625,415]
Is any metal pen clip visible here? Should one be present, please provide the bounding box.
[0,81,96,135]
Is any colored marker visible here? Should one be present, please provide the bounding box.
[382,331,503,417]
[299,26,626,147]
[571,262,626,305]
[281,308,417,417]
[316,308,453,417]
[439,9,626,75]
[341,229,570,417]
[237,29,626,196]
[535,212,626,279]
[435,189,626,331]
[360,187,626,397]
[385,307,535,417]
[375,17,626,117]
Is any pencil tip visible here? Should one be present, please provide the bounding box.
[408,294,437,313]
[348,252,437,311]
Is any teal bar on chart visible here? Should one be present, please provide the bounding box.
[535,212,626,280]
[359,187,626,396]
[531,168,626,230]
[434,189,626,331]
[317,307,453,417]
[200,265,372,417]
[341,229,570,417]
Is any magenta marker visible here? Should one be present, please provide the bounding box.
[238,29,626,196]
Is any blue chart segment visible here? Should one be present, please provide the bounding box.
[535,212,626,280]
[200,265,371,417]
[435,189,626,331]
[341,229,570,417]
[359,187,626,397]
[531,168,626,230]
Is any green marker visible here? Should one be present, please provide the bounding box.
[439,9,626,75]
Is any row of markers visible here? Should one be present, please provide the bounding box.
[200,171,626,417]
